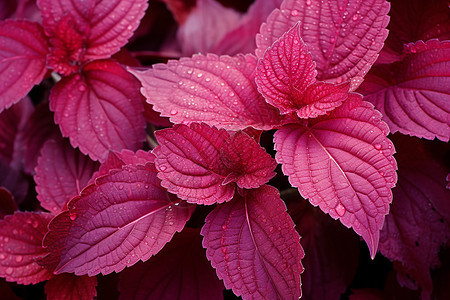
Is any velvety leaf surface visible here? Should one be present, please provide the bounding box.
[154,123,234,205]
[0,97,34,169]
[35,138,99,214]
[0,188,17,219]
[38,0,148,59]
[274,100,397,258]
[22,101,61,175]
[288,199,360,300]
[358,39,450,142]
[220,131,277,189]
[177,0,242,56]
[256,0,390,90]
[50,59,146,162]
[55,163,193,276]
[0,212,54,284]
[45,274,97,300]
[201,185,304,299]
[118,228,224,300]
[0,20,48,112]
[379,137,450,299]
[130,54,284,130]
[0,159,29,204]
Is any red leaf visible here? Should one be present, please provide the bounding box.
[55,163,193,276]
[201,185,304,299]
[0,97,34,169]
[379,137,450,299]
[0,212,54,284]
[0,20,48,112]
[118,228,224,300]
[256,0,390,90]
[220,131,277,189]
[45,274,97,300]
[50,59,146,162]
[154,123,234,205]
[289,200,360,300]
[38,0,148,60]
[35,138,99,214]
[129,54,284,130]
[274,101,397,258]
[359,39,450,142]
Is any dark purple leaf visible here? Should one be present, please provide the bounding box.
[55,163,193,276]
[379,136,450,299]
[359,39,450,142]
[0,188,17,219]
[0,20,48,112]
[0,212,54,284]
[35,138,99,214]
[50,59,146,162]
[118,228,224,300]
[201,185,304,299]
[45,273,97,300]
[0,159,29,204]
[256,0,390,90]
[274,100,397,258]
[130,54,284,130]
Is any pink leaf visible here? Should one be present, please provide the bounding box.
[0,212,54,284]
[129,54,284,130]
[160,0,196,25]
[274,100,397,258]
[256,0,390,90]
[0,20,48,112]
[358,39,450,142]
[35,138,99,215]
[220,131,277,189]
[0,97,34,169]
[201,185,304,299]
[118,228,224,300]
[38,0,148,60]
[256,23,317,114]
[289,199,360,300]
[50,59,146,162]
[379,136,450,299]
[154,123,234,205]
[55,163,193,276]
[45,274,97,300]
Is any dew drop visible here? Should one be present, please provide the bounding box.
[224,254,230,261]
[352,14,359,21]
[170,109,178,115]
[222,224,227,230]
[5,267,13,275]
[118,184,124,190]
[374,144,382,150]
[197,73,203,78]
[335,204,346,217]
[0,254,5,260]
[78,84,86,92]
[229,92,235,97]
[69,213,77,221]
[291,9,299,16]
[306,0,311,6]
[168,221,174,225]
[15,256,23,262]
[160,166,167,172]
[32,221,39,228]
[221,247,227,254]
[300,54,305,59]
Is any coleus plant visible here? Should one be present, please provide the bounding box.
[0,0,449,300]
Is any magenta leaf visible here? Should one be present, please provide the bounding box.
[379,137,450,299]
[201,185,304,299]
[256,0,390,90]
[0,97,34,169]
[0,212,54,284]
[154,123,234,205]
[50,59,146,162]
[45,274,97,300]
[289,200,360,300]
[0,20,48,112]
[118,228,224,300]
[35,137,99,214]
[55,163,193,276]
[220,131,277,189]
[38,0,148,60]
[129,54,284,130]
[274,100,397,258]
[359,39,450,142]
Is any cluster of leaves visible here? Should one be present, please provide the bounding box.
[0,0,448,299]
